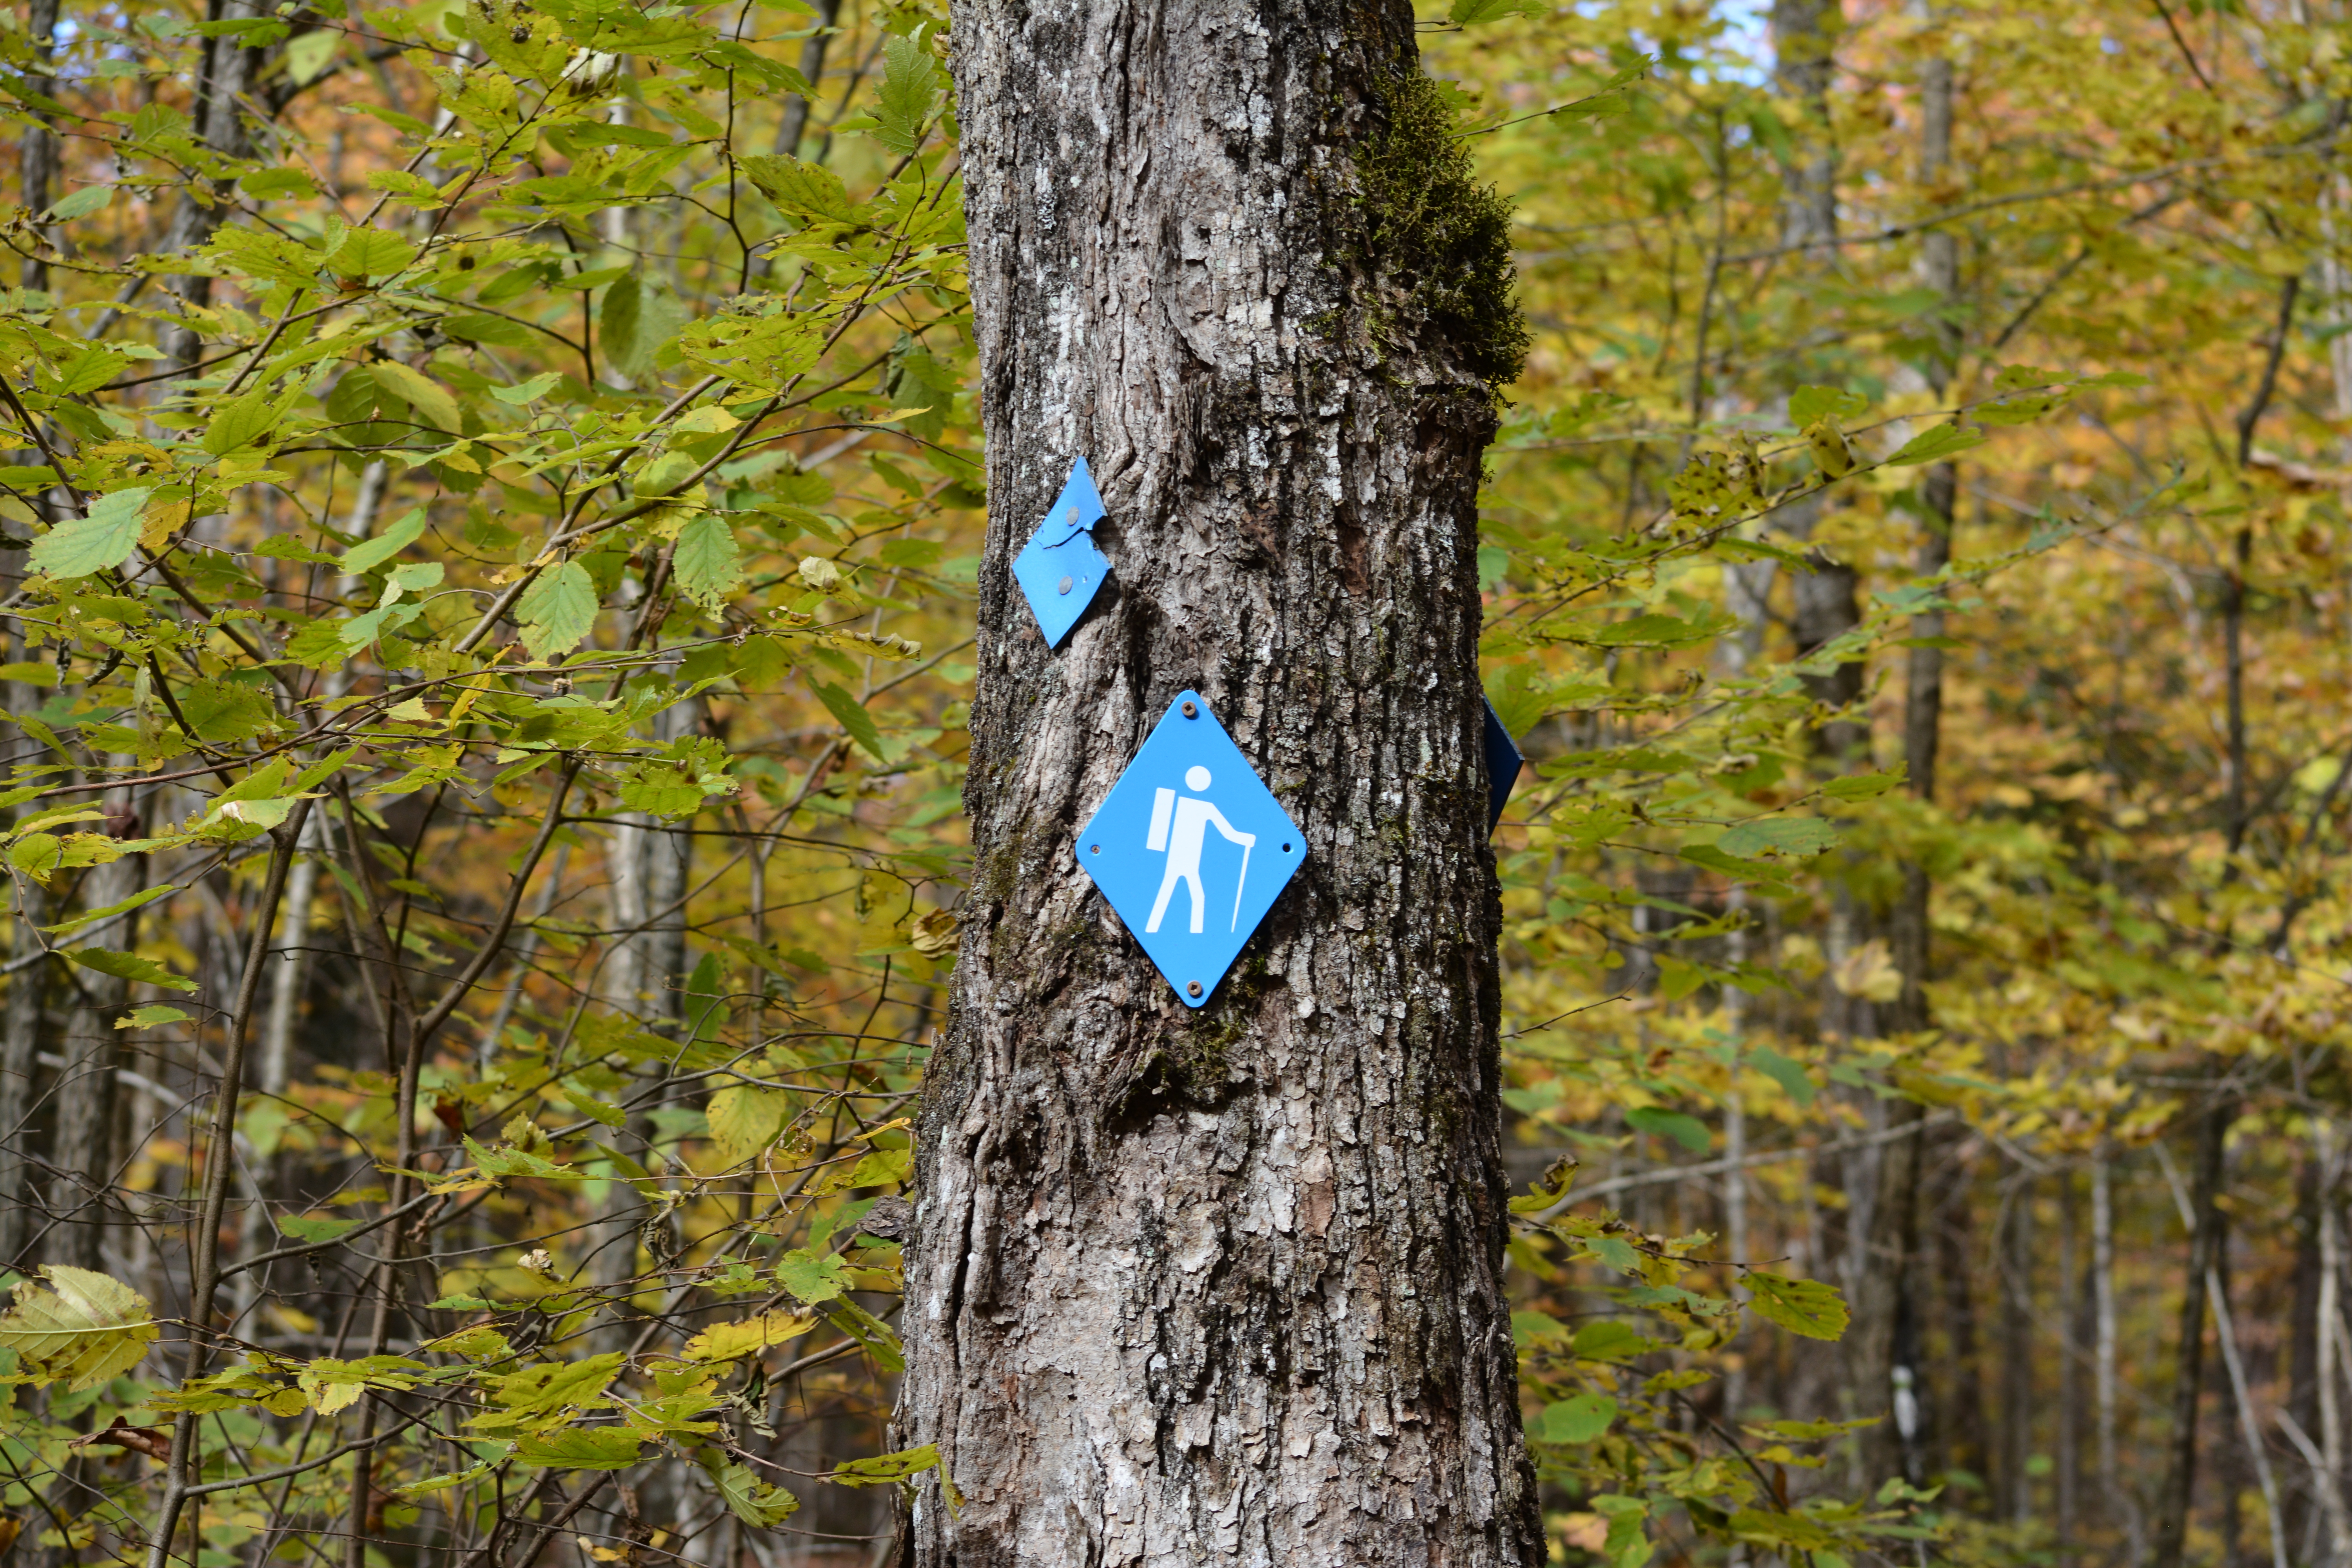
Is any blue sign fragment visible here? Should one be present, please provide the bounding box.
[1484,697,1523,834]
[1077,691,1305,1008]
[1011,457,1112,648]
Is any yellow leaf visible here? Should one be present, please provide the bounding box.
[139,496,189,552]
[0,1267,160,1391]
[682,1311,818,1362]
[706,1085,792,1165]
[1828,939,1902,1003]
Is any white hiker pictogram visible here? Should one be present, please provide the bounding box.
[1143,765,1256,934]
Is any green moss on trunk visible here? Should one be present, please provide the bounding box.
[1352,67,1530,389]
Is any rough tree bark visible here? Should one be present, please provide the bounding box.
[899,0,1540,1560]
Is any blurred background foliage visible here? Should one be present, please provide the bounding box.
[0,0,2345,1564]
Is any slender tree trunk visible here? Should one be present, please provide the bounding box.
[2154,1100,2236,1568]
[771,0,841,160]
[47,838,143,1271]
[2059,1169,2082,1553]
[2,0,64,1266]
[0,877,47,1272]
[1931,1148,1988,1493]
[2292,1155,2327,1559]
[1722,890,1751,1430]
[2002,1181,2035,1525]
[2094,1148,2143,1559]
[1861,34,1955,1432]
[1888,38,1957,1036]
[595,697,692,1344]
[901,2,1539,1557]
[20,0,58,294]
[2316,1127,2351,1565]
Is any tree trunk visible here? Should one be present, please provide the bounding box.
[900,2,1538,1559]
[2154,1099,2236,1568]
[2002,1178,2034,1525]
[2058,1169,2081,1553]
[2314,1127,2351,1565]
[48,841,143,1270]
[2289,1154,2325,1559]
[595,697,693,1344]
[20,0,58,294]
[2094,1147,2143,1557]
[770,0,840,161]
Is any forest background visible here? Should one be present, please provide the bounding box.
[0,0,2330,1563]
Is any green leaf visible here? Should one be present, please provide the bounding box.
[0,1267,160,1390]
[326,225,418,279]
[116,1004,192,1030]
[771,1248,845,1306]
[66,946,198,993]
[1570,1319,1656,1362]
[1820,767,1905,800]
[871,34,944,153]
[240,167,317,200]
[341,508,428,575]
[739,155,853,223]
[706,1085,791,1164]
[1883,422,1985,467]
[1789,384,1868,425]
[477,1353,626,1421]
[442,314,533,348]
[202,390,279,456]
[675,513,743,610]
[178,678,275,742]
[512,1427,644,1470]
[283,27,339,84]
[1584,1234,1642,1273]
[1745,1270,1849,1341]
[49,346,129,396]
[617,762,705,818]
[29,488,153,579]
[276,1215,361,1243]
[600,275,687,381]
[491,372,564,405]
[366,169,444,205]
[701,1452,801,1526]
[371,362,461,434]
[811,681,885,762]
[517,561,599,658]
[1748,1045,1815,1108]
[43,883,173,938]
[1716,816,1838,859]
[823,1443,941,1488]
[1448,0,1544,23]
[1624,1105,1709,1152]
[1534,1392,1618,1444]
[43,185,112,222]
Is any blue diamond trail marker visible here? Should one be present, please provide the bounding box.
[1011,456,1112,648]
[1077,691,1305,1008]
[1483,697,1523,834]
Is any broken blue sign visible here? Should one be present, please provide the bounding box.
[1484,697,1523,833]
[1011,457,1112,647]
[1077,691,1305,1007]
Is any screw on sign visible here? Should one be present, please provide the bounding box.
[1009,455,1112,647]
[1076,691,1305,1007]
